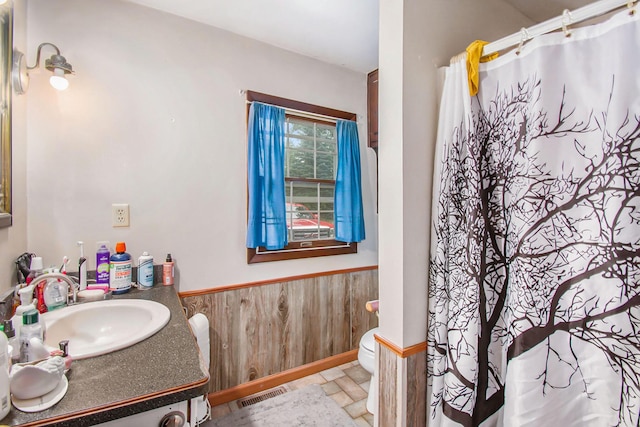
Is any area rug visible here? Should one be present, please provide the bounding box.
[206,384,358,427]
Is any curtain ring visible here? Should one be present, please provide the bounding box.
[628,0,636,15]
[562,9,573,37]
[450,52,466,65]
[515,28,530,55]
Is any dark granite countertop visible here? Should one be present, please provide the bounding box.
[2,285,209,426]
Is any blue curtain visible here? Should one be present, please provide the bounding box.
[246,102,288,249]
[334,120,365,243]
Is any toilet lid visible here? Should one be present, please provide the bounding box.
[360,327,379,352]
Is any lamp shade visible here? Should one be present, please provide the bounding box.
[49,68,68,91]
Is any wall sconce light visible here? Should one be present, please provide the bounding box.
[12,42,74,95]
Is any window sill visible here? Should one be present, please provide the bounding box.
[247,240,357,263]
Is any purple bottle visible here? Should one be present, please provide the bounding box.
[96,242,110,285]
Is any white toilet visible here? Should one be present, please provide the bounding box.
[358,327,379,414]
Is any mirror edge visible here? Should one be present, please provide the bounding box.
[0,3,12,229]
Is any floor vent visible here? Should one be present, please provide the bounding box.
[237,387,288,408]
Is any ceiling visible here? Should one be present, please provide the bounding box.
[125,0,595,74]
[124,0,379,73]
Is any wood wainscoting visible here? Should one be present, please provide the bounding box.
[376,335,427,426]
[180,267,378,397]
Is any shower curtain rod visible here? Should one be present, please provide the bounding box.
[482,0,635,55]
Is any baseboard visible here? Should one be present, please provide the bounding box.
[208,349,358,406]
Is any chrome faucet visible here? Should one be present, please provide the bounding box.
[37,273,80,306]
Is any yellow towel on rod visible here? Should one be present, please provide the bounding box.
[465,40,499,96]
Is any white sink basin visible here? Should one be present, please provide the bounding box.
[41,299,171,360]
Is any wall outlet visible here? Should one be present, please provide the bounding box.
[112,203,130,227]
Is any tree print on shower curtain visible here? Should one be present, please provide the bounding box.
[428,74,640,426]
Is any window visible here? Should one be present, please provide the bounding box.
[246,91,359,263]
[285,117,336,242]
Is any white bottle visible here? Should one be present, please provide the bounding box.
[0,330,10,419]
[19,309,43,363]
[3,320,18,366]
[26,256,44,285]
[137,252,154,288]
[11,284,36,342]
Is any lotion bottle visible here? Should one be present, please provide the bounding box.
[162,254,174,286]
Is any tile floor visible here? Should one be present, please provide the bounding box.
[210,360,374,426]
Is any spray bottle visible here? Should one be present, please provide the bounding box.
[162,254,174,286]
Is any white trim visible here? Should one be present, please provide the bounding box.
[255,242,353,255]
[483,0,635,55]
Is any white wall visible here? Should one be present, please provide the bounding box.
[378,0,533,347]
[0,0,28,291]
[25,0,378,292]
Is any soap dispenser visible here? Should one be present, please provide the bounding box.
[19,309,44,363]
[43,279,68,312]
[11,284,36,342]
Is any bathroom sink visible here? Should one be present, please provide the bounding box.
[41,299,171,360]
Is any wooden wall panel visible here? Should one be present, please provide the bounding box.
[207,291,241,391]
[274,283,294,372]
[407,351,427,426]
[181,269,378,394]
[375,339,428,427]
[283,280,304,370]
[350,269,379,348]
[378,342,398,427]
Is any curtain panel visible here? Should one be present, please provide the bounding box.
[335,119,365,243]
[246,102,288,250]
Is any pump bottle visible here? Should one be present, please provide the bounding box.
[19,309,44,363]
[163,254,174,286]
[11,284,36,342]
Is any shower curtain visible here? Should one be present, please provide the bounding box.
[428,10,640,427]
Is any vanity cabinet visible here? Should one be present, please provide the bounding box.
[3,286,209,427]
